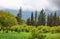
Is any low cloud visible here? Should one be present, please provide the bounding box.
[0,0,60,11]
[48,0,60,11]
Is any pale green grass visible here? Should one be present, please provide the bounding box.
[0,31,32,39]
[0,31,60,39]
[45,33,60,39]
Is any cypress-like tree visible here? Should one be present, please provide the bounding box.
[16,7,22,24]
[35,11,37,26]
[47,12,60,26]
[47,14,50,26]
[57,16,60,26]
[58,16,60,25]
[48,13,53,27]
[53,12,57,26]
[47,13,52,26]
[38,9,46,26]
[30,12,34,26]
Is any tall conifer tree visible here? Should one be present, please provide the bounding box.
[16,7,22,24]
[31,12,34,26]
[38,9,46,25]
[35,11,37,26]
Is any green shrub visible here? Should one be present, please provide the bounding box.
[37,34,46,39]
[55,26,60,33]
[0,11,18,27]
[10,25,21,32]
[50,27,57,33]
[37,26,51,33]
[3,25,60,33]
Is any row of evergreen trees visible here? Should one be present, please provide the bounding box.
[26,9,45,26]
[47,12,60,26]
[16,8,60,26]
[26,9,60,26]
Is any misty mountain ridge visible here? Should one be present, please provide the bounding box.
[3,8,60,20]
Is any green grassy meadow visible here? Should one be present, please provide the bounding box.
[44,33,60,39]
[0,31,60,39]
[0,31,32,39]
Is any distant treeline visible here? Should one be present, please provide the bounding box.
[16,8,60,27]
[0,8,60,27]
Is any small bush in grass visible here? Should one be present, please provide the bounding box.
[10,25,21,32]
[28,34,33,39]
[37,34,46,39]
[4,30,8,33]
[31,27,39,39]
[24,28,29,32]
[37,26,51,33]
[55,26,60,33]
[50,27,56,33]
[2,27,6,32]
[24,26,33,32]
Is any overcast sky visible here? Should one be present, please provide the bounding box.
[0,0,60,11]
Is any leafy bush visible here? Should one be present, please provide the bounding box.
[50,27,56,33]
[9,25,60,33]
[31,27,37,38]
[10,25,21,32]
[37,34,46,39]
[0,11,18,27]
[37,26,51,33]
[55,26,60,33]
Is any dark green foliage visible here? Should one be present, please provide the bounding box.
[38,9,46,26]
[47,14,50,26]
[47,13,53,27]
[47,12,60,26]
[34,11,38,26]
[26,9,60,26]
[30,12,34,26]
[57,16,60,25]
[16,7,22,25]
[53,12,58,26]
